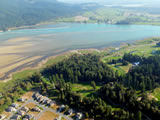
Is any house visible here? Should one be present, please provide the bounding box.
[41,98,47,104]
[6,107,16,112]
[33,92,39,99]
[38,96,43,102]
[76,112,83,120]
[36,94,43,101]
[48,101,55,107]
[17,110,26,116]
[11,103,19,108]
[42,97,51,104]
[21,107,29,112]
[32,107,41,112]
[0,115,5,120]
[46,99,52,105]
[132,62,140,66]
[137,97,142,101]
[10,114,21,120]
[22,118,28,120]
[58,105,65,112]
[18,98,25,102]
[67,109,73,115]
[24,114,34,120]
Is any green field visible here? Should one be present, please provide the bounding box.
[0,53,74,93]
[101,37,160,74]
[55,7,160,25]
[152,88,160,101]
[72,82,101,97]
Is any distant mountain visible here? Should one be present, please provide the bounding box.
[0,0,83,30]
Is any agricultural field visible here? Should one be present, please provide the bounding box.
[55,7,160,25]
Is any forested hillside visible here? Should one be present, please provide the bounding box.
[1,53,160,119]
[0,0,83,30]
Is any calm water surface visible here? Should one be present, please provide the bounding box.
[0,23,160,56]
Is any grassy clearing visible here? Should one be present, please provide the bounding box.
[0,69,36,93]
[101,37,160,74]
[152,88,160,101]
[72,82,100,97]
[44,55,68,67]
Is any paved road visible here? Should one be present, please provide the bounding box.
[7,98,73,120]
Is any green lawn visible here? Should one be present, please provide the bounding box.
[72,82,100,97]
[152,88,160,101]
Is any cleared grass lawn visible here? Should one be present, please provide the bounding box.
[72,82,100,97]
[38,111,59,120]
[0,69,36,93]
[119,64,132,73]
[152,88,160,101]
[21,91,34,100]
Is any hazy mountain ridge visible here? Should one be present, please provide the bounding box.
[0,0,83,31]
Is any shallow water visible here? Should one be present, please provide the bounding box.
[1,23,160,56]
[1,23,160,80]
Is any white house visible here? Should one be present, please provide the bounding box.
[133,62,140,66]
[17,110,26,116]
[48,101,55,107]
[76,112,83,120]
[11,103,19,108]
[6,107,17,112]
[67,109,73,115]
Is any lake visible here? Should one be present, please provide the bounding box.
[1,23,160,55]
[0,23,160,80]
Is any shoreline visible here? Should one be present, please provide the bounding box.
[0,48,101,82]
[0,46,114,83]
[0,36,159,82]
[2,21,160,32]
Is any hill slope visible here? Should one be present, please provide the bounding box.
[0,0,82,30]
